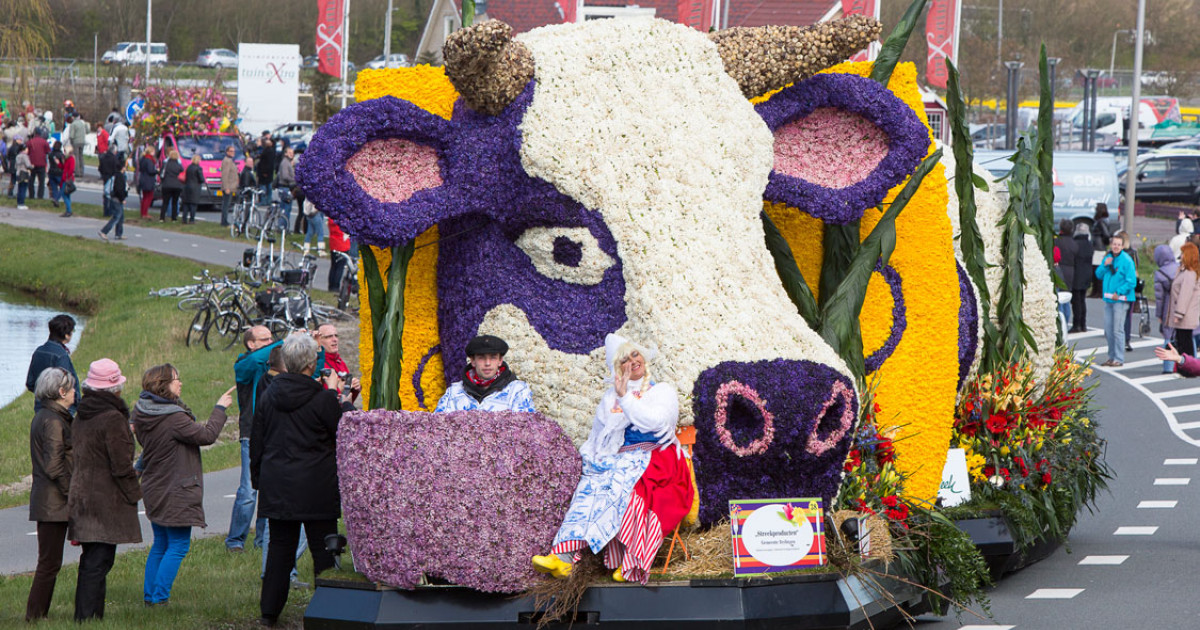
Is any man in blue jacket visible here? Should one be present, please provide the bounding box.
[1096,232,1137,367]
[25,314,79,415]
[226,326,280,552]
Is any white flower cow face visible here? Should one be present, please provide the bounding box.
[299,17,884,524]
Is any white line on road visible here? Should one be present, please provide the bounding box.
[1114,358,1167,370]
[1114,526,1159,535]
[1133,373,1182,385]
[1164,458,1199,465]
[1154,478,1191,485]
[1078,350,1200,449]
[25,531,37,536]
[223,494,236,498]
[1158,388,1200,400]
[1026,588,1084,599]
[1176,420,1200,430]
[959,626,1016,630]
[1078,338,1166,361]
[1169,406,1200,416]
[1138,500,1178,508]
[191,243,198,248]
[1067,328,1104,339]
[1079,555,1128,565]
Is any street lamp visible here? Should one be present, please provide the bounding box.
[1109,29,1134,82]
[1004,60,1023,150]
[1048,57,1061,147]
[1083,69,1102,151]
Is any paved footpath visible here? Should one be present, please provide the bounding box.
[0,201,331,575]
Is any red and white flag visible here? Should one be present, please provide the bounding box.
[844,0,879,63]
[315,0,345,78]
[925,0,962,89]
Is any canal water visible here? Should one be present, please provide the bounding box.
[0,289,83,409]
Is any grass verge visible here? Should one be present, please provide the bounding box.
[0,224,242,508]
[14,195,243,243]
[0,534,315,629]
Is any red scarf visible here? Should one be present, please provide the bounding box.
[466,364,506,388]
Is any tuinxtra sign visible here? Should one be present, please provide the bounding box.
[730,498,826,576]
[237,43,301,134]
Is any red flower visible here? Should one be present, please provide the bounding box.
[983,465,995,477]
[1042,472,1053,485]
[1036,458,1050,472]
[844,449,862,472]
[873,402,881,415]
[855,499,876,515]
[986,414,1009,434]
[881,494,899,508]
[999,468,1011,480]
[886,503,909,522]
[1014,456,1029,477]
[876,438,896,464]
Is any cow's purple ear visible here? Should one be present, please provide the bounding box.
[297,96,457,247]
[754,73,930,225]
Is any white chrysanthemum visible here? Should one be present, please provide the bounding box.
[943,150,1057,381]
[478,18,854,443]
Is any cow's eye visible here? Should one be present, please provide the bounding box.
[515,226,615,286]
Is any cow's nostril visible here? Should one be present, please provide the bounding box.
[805,380,855,456]
[713,381,775,457]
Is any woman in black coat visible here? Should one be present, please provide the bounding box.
[136,147,158,220]
[181,155,204,225]
[251,333,353,627]
[1071,222,1095,332]
[160,150,184,222]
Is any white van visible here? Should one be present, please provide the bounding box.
[101,42,169,66]
[1068,96,1181,144]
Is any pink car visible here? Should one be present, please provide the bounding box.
[157,132,245,210]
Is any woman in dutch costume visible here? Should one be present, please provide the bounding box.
[533,334,694,584]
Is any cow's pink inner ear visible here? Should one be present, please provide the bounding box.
[346,138,443,203]
[773,107,889,190]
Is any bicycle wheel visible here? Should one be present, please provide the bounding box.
[186,306,213,347]
[204,310,244,351]
[337,276,353,311]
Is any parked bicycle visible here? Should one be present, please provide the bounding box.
[330,249,359,312]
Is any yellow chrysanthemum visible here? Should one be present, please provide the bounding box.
[353,67,458,409]
[764,62,960,501]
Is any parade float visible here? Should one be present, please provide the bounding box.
[295,0,1109,626]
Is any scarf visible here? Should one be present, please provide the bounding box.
[461,363,517,403]
[135,390,195,420]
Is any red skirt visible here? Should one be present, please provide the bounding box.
[606,445,694,583]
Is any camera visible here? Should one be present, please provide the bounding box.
[339,371,353,398]
[320,368,333,378]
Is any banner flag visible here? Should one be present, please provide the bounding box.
[316,0,345,78]
[926,0,962,89]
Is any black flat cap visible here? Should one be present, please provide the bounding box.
[465,334,508,357]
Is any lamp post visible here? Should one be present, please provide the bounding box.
[1048,57,1060,147]
[1109,29,1133,81]
[383,0,394,67]
[1004,60,1023,150]
[1084,69,1102,151]
[145,0,152,85]
[1123,0,1147,232]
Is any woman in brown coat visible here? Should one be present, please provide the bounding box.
[25,367,76,621]
[132,364,233,605]
[69,358,141,622]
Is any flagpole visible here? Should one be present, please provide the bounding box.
[341,0,350,109]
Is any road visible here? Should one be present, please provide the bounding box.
[915,313,1200,629]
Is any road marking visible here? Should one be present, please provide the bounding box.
[26,531,37,536]
[219,249,227,253]
[191,243,198,248]
[1067,328,1104,339]
[959,626,1015,630]
[1170,407,1200,416]
[1026,588,1084,599]
[1165,458,1199,465]
[1114,358,1167,370]
[1081,351,1200,449]
[138,510,146,515]
[1158,388,1200,400]
[1114,526,1158,535]
[1138,500,1178,508]
[1133,373,1182,385]
[1079,555,1128,565]
[1078,337,1166,361]
[1155,478,1191,485]
[223,494,237,498]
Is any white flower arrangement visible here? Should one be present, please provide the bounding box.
[473,18,857,442]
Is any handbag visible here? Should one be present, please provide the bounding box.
[17,170,29,183]
[177,170,186,182]
[63,180,77,195]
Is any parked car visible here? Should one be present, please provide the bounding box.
[197,48,238,69]
[302,55,356,72]
[271,122,314,154]
[1118,151,1200,205]
[365,53,410,69]
[155,132,245,210]
[101,42,169,66]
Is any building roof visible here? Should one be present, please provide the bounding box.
[725,0,839,29]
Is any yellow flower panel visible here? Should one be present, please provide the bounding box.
[354,67,458,409]
[764,62,960,501]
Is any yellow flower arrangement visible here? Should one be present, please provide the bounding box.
[763,62,960,502]
[353,67,459,409]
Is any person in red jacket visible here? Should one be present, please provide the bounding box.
[27,132,49,199]
[60,146,76,217]
[94,123,109,156]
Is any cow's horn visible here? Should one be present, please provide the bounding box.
[443,20,535,116]
[710,16,882,99]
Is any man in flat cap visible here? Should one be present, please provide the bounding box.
[435,334,535,412]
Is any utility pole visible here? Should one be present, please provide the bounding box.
[383,0,394,65]
[145,0,152,85]
[341,0,351,108]
[1123,0,1147,232]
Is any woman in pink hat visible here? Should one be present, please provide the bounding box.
[69,358,142,622]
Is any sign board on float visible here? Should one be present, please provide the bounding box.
[729,498,826,576]
[237,43,301,135]
[939,447,971,507]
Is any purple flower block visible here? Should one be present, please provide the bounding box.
[691,360,859,526]
[337,409,581,593]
